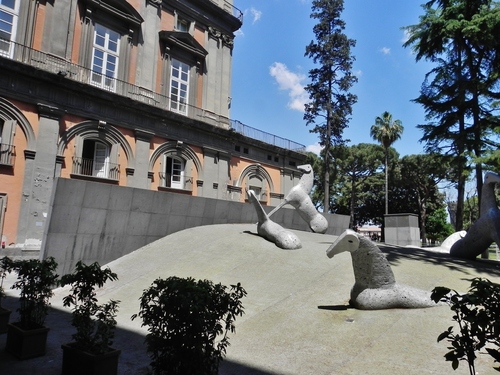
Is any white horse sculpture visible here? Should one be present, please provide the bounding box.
[267,164,328,234]
[450,172,500,259]
[326,229,438,310]
[247,189,302,250]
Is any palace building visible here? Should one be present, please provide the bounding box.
[0,0,306,251]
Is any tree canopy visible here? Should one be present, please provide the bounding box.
[304,0,357,212]
[403,0,500,231]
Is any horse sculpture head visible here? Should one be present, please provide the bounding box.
[326,229,360,258]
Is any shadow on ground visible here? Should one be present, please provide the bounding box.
[0,294,277,375]
[379,244,500,278]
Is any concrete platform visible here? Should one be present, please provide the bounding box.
[1,223,499,374]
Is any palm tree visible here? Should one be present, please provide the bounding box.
[370,111,404,215]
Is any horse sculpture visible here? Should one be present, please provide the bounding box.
[450,172,500,259]
[247,189,302,250]
[326,229,438,310]
[267,164,328,234]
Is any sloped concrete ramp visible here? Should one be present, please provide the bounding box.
[2,223,500,374]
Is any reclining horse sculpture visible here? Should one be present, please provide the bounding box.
[326,229,438,310]
[247,189,302,250]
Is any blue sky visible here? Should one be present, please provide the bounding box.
[230,0,436,157]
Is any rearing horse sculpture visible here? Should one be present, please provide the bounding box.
[267,164,328,234]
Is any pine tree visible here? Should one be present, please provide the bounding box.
[304,0,357,213]
[403,0,500,231]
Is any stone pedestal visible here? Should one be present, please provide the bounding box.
[384,213,420,247]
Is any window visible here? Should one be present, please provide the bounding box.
[0,119,15,166]
[76,139,113,178]
[91,23,120,92]
[165,156,185,189]
[0,0,18,58]
[249,186,262,201]
[170,59,190,115]
[176,18,190,32]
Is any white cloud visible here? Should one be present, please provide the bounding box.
[249,7,262,24]
[269,62,308,112]
[401,29,410,44]
[354,69,363,77]
[380,47,391,55]
[306,143,322,155]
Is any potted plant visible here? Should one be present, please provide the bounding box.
[131,276,246,375]
[0,256,14,333]
[60,261,120,375]
[5,257,59,359]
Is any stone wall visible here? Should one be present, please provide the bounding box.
[384,213,420,247]
[41,178,349,275]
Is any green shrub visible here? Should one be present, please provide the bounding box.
[61,261,120,355]
[132,276,246,375]
[10,257,59,329]
[0,256,13,309]
[431,278,500,374]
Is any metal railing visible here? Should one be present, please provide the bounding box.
[72,157,120,181]
[1,39,305,152]
[230,120,306,151]
[210,0,243,22]
[0,143,15,166]
[158,172,193,191]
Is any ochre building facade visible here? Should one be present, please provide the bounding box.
[0,0,306,250]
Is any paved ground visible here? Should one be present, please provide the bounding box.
[1,223,499,375]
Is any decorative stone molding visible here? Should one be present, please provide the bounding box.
[227,185,242,193]
[37,103,64,120]
[222,34,234,47]
[55,155,65,165]
[134,128,154,142]
[208,26,222,39]
[147,0,162,6]
[208,26,234,48]
[270,192,284,200]
[24,150,36,160]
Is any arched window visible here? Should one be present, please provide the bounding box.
[0,119,15,166]
[81,139,110,178]
[236,164,275,205]
[164,155,185,189]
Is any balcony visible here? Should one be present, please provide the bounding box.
[209,0,243,22]
[0,38,305,152]
[0,143,15,166]
[158,172,193,193]
[71,157,120,181]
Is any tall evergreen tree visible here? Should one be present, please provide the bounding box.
[370,111,404,215]
[403,0,500,231]
[304,0,357,213]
